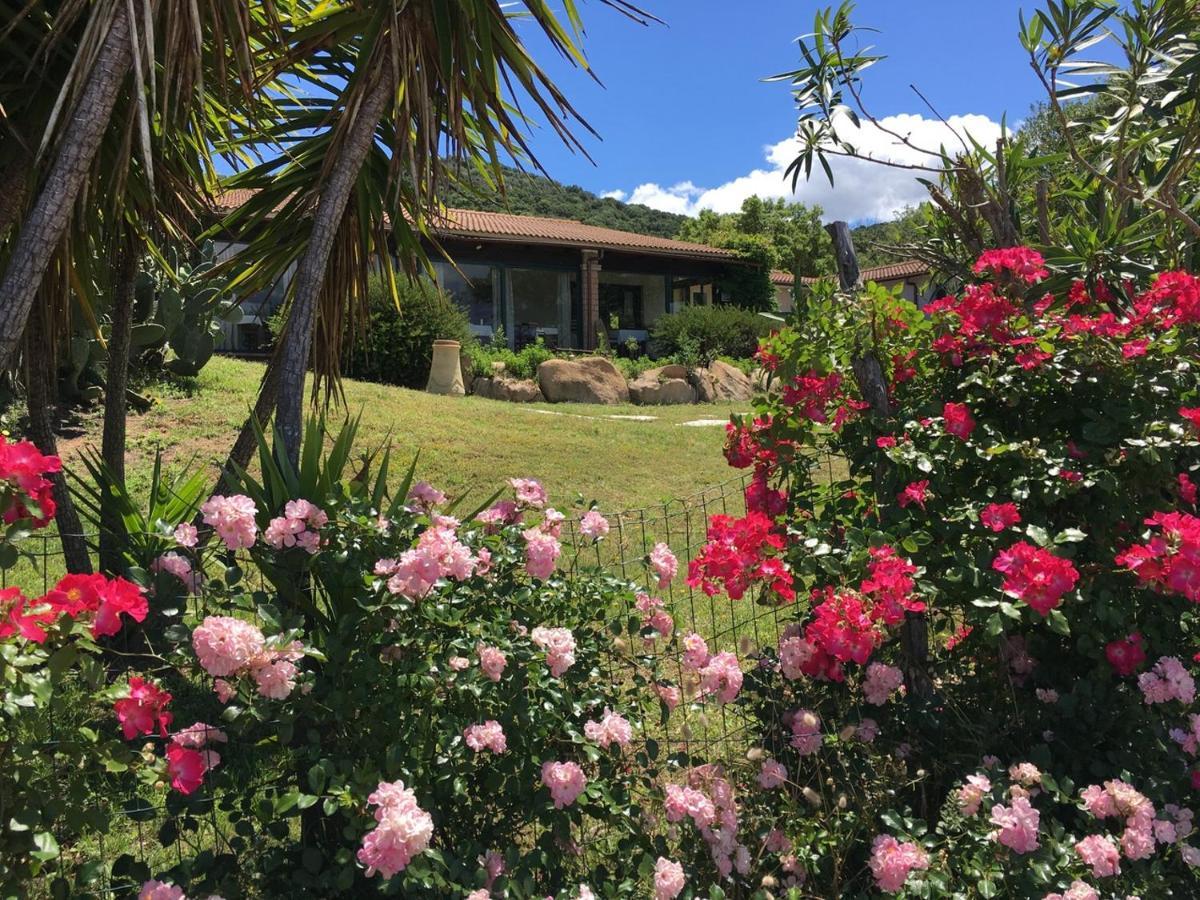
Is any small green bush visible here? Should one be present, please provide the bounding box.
[649,304,772,364]
[343,275,474,389]
[465,338,555,382]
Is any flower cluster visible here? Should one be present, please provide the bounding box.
[378,517,478,599]
[114,677,173,740]
[200,494,259,550]
[723,416,776,470]
[1,572,148,643]
[665,766,746,878]
[1115,510,1200,602]
[992,541,1079,616]
[264,498,328,554]
[530,626,576,677]
[151,552,203,595]
[649,542,678,589]
[358,780,434,878]
[0,435,61,527]
[463,720,507,754]
[166,722,226,794]
[990,794,1041,853]
[583,708,632,749]
[868,834,930,894]
[541,761,587,808]
[191,616,304,701]
[972,246,1050,284]
[1136,656,1195,705]
[686,512,793,601]
[862,662,905,705]
[1080,779,1158,861]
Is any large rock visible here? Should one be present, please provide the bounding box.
[471,375,543,403]
[629,365,697,405]
[690,359,754,403]
[537,357,630,404]
[751,367,781,394]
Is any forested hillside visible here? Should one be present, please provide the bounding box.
[442,163,687,238]
[442,163,921,269]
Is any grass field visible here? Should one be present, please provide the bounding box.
[57,356,749,517]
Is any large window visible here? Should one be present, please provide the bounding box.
[436,262,498,339]
[599,282,644,330]
[509,268,574,349]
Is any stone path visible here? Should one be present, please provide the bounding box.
[519,408,743,427]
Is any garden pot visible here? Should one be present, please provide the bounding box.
[426,340,466,396]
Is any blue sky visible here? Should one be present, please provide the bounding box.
[512,1,1052,223]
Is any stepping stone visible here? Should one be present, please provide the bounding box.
[679,418,730,427]
[607,414,658,421]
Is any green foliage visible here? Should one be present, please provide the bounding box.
[849,205,935,270]
[342,276,474,390]
[464,339,555,382]
[730,258,1200,894]
[714,234,778,313]
[443,161,687,238]
[778,0,1200,291]
[650,304,772,364]
[69,446,209,567]
[678,195,834,278]
[141,243,242,378]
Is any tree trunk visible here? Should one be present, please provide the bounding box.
[24,314,92,574]
[221,349,282,491]
[99,233,140,574]
[0,152,32,240]
[273,68,392,465]
[0,4,132,370]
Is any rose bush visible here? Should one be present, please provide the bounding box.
[2,431,680,897]
[687,254,1200,895]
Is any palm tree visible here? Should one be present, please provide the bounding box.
[219,0,656,464]
[0,0,287,369]
[0,1,292,565]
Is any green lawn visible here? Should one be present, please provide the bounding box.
[59,356,748,517]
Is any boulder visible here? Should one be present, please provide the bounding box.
[690,359,754,403]
[629,367,696,405]
[751,367,781,394]
[471,375,543,403]
[537,357,630,405]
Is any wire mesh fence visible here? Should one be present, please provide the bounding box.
[16,464,839,896]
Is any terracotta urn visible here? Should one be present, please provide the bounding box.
[426,340,466,396]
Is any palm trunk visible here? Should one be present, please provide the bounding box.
[24,314,92,574]
[0,4,132,370]
[274,69,392,465]
[0,152,32,240]
[220,346,282,491]
[99,233,140,574]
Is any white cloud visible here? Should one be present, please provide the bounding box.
[600,189,627,201]
[617,113,1003,223]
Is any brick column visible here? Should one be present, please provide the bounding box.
[580,249,601,350]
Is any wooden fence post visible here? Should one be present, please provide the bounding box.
[825,222,932,700]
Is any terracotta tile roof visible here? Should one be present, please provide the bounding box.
[214,190,736,262]
[798,259,930,285]
[430,208,736,261]
[770,270,795,285]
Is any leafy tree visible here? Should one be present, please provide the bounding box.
[677,195,835,277]
[776,0,1200,293]
[221,0,657,465]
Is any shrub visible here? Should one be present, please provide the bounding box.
[343,275,474,389]
[0,423,674,898]
[465,338,555,382]
[649,304,772,364]
[697,251,1200,894]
